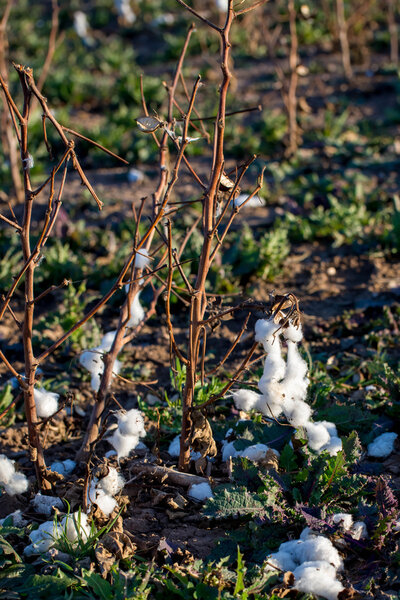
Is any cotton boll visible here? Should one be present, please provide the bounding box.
[61,512,90,543]
[188,482,213,501]
[232,194,266,208]
[283,321,303,343]
[134,248,150,270]
[222,440,240,462]
[283,342,308,388]
[74,11,88,38]
[117,409,146,438]
[239,443,271,462]
[255,395,284,419]
[94,490,117,516]
[282,398,312,427]
[351,521,367,540]
[168,434,180,457]
[266,550,297,572]
[0,454,15,484]
[293,536,343,570]
[115,0,136,24]
[97,468,125,496]
[300,528,317,541]
[50,459,76,476]
[293,560,337,580]
[333,513,353,531]
[127,292,145,327]
[32,493,63,515]
[231,389,261,412]
[79,348,103,372]
[319,421,338,438]
[25,520,62,555]
[0,510,28,527]
[34,387,59,418]
[367,432,398,458]
[108,429,138,460]
[320,436,342,456]
[306,422,331,452]
[254,319,280,345]
[293,562,344,600]
[100,331,117,352]
[215,0,228,12]
[5,473,28,495]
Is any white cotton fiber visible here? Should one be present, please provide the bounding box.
[34,387,59,418]
[266,550,297,572]
[108,429,138,460]
[283,321,303,343]
[333,513,353,531]
[0,510,28,527]
[293,536,343,570]
[50,459,76,476]
[320,436,343,456]
[134,248,150,270]
[79,331,120,392]
[95,489,118,516]
[188,482,213,501]
[239,443,274,462]
[61,512,90,543]
[305,422,331,451]
[232,389,261,412]
[367,432,398,458]
[256,395,284,419]
[115,0,136,24]
[0,455,28,496]
[127,292,145,327]
[25,520,62,555]
[168,434,180,457]
[97,468,125,496]
[0,455,15,484]
[32,493,63,515]
[293,561,344,600]
[232,193,266,208]
[117,409,146,438]
[282,398,312,428]
[254,319,280,346]
[100,331,117,352]
[222,440,239,462]
[351,521,367,540]
[319,421,338,438]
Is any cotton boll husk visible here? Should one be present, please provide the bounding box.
[34,387,59,418]
[266,550,297,572]
[0,454,15,484]
[333,513,353,531]
[283,321,303,343]
[282,398,312,427]
[5,473,28,495]
[292,536,343,570]
[239,443,271,462]
[127,292,145,327]
[231,389,261,412]
[108,429,139,460]
[320,436,343,456]
[117,409,146,438]
[306,422,331,451]
[61,512,90,543]
[97,468,125,496]
[367,432,398,458]
[188,482,213,501]
[134,248,150,270]
[32,493,63,515]
[351,521,367,540]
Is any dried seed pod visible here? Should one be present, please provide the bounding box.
[136,116,164,133]
[219,173,235,191]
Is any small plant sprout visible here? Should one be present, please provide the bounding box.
[0,455,28,496]
[367,432,398,458]
[88,467,125,516]
[79,331,121,392]
[266,528,344,600]
[34,387,59,418]
[108,408,146,460]
[234,310,342,456]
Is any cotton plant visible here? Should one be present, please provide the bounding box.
[266,528,344,600]
[79,330,121,392]
[114,0,136,24]
[0,455,28,496]
[108,408,146,460]
[88,467,125,516]
[232,316,342,456]
[125,248,151,327]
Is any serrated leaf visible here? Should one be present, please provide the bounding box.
[205,485,276,520]
[342,431,362,463]
[279,444,297,472]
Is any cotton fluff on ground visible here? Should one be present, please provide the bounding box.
[266,528,344,600]
[232,317,342,456]
[50,459,76,476]
[34,387,59,418]
[0,455,28,496]
[88,467,125,516]
[168,435,201,461]
[79,330,121,392]
[188,482,213,501]
[32,492,63,515]
[332,513,368,540]
[367,432,398,458]
[24,511,91,556]
[0,510,28,527]
[221,439,279,463]
[108,408,146,460]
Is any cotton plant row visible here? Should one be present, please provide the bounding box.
[232,316,342,456]
[78,250,150,392]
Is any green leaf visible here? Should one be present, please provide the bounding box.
[205,485,276,520]
[279,444,297,472]
[233,546,246,596]
[342,431,362,464]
